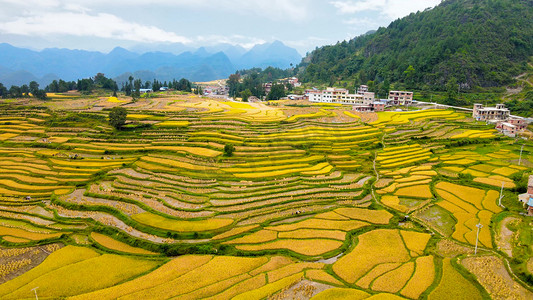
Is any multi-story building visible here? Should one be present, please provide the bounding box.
[388,91,414,105]
[309,88,375,105]
[357,85,369,95]
[473,104,510,121]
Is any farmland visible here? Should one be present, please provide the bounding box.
[0,93,532,299]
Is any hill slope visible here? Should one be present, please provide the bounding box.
[300,0,533,90]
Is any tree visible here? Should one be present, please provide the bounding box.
[285,82,293,92]
[29,81,39,95]
[8,86,22,98]
[446,77,458,100]
[78,78,94,93]
[367,80,375,93]
[133,79,142,99]
[33,89,48,100]
[267,84,286,100]
[0,83,7,98]
[224,144,235,157]
[48,80,59,92]
[379,78,390,98]
[403,65,416,88]
[240,89,252,102]
[109,107,128,129]
[228,73,241,98]
[20,85,30,97]
[177,78,192,92]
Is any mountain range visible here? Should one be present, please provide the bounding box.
[0,41,302,87]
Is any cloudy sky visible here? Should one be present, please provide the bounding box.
[0,0,441,55]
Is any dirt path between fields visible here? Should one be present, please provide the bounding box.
[495,217,518,257]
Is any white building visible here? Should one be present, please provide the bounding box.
[309,88,375,105]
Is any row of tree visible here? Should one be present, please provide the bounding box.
[0,81,47,100]
[227,70,290,101]
[2,73,196,101]
[121,77,194,98]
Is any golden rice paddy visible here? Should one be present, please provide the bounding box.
[132,212,233,232]
[0,97,528,299]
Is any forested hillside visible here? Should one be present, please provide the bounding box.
[300,0,533,92]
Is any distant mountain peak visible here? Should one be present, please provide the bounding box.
[0,41,302,86]
[109,46,129,54]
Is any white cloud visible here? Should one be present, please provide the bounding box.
[330,0,441,19]
[1,0,310,22]
[99,0,309,20]
[0,12,191,44]
[344,17,378,26]
[195,35,266,49]
[330,0,385,14]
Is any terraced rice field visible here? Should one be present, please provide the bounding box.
[0,96,531,299]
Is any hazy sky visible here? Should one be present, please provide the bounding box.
[0,0,441,54]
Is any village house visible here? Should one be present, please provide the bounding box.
[287,94,307,100]
[263,82,273,94]
[288,77,301,87]
[353,101,386,112]
[247,96,260,103]
[496,122,520,137]
[204,85,228,96]
[372,101,386,112]
[473,103,510,121]
[388,91,414,105]
[495,117,529,137]
[518,175,533,215]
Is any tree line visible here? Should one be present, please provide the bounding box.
[0,81,48,100]
[0,73,195,101]
[122,77,192,98]
[227,67,295,101]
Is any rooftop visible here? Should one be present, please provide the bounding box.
[519,193,530,203]
[478,107,510,112]
[500,123,516,128]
